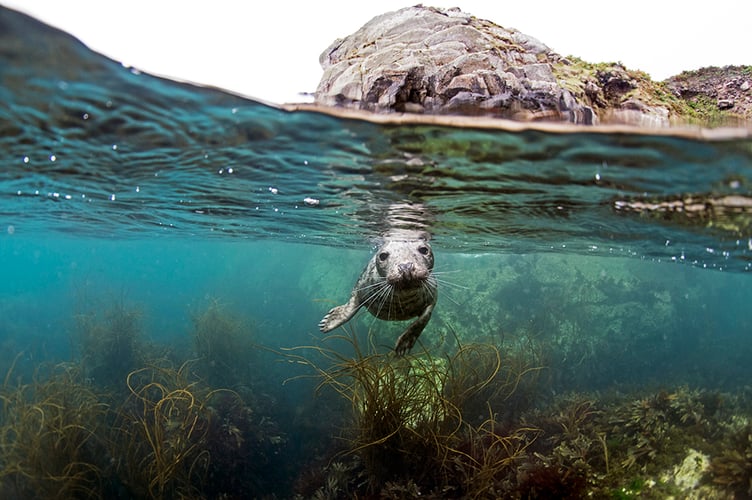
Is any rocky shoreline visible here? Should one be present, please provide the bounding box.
[314,5,750,126]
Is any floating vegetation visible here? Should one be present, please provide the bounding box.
[0,309,750,498]
[113,361,219,498]
[0,356,290,499]
[710,422,752,497]
[0,295,291,499]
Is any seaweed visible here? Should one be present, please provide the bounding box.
[110,359,288,499]
[74,300,146,392]
[1,297,287,499]
[190,298,258,392]
[0,360,110,499]
[709,424,752,496]
[111,361,215,499]
[285,329,545,497]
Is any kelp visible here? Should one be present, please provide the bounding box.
[284,329,545,496]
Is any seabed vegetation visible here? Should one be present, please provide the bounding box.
[285,331,545,498]
[1,261,751,498]
[190,298,258,391]
[0,358,109,499]
[0,300,289,499]
[75,300,147,392]
[287,327,752,499]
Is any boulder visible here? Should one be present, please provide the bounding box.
[313,5,692,126]
[315,5,596,123]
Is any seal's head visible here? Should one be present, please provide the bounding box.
[375,239,434,289]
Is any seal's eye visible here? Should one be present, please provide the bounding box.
[378,252,389,261]
[417,246,429,255]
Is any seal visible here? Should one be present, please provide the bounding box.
[318,237,437,355]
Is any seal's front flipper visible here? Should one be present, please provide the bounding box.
[394,303,434,356]
[319,296,360,333]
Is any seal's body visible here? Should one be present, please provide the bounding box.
[318,238,437,355]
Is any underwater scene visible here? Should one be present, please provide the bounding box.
[2,6,752,499]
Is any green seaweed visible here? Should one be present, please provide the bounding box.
[190,298,258,392]
[74,300,146,392]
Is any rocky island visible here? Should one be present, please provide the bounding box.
[314,5,751,126]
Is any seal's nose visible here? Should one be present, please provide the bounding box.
[398,262,414,274]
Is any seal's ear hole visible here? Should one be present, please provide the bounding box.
[378,252,389,261]
[418,246,430,255]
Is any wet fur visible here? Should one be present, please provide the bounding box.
[318,238,437,355]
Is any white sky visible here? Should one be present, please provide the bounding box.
[4,1,751,104]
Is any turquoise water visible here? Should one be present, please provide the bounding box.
[2,6,752,498]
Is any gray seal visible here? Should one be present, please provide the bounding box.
[318,237,437,355]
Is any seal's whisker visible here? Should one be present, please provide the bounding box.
[371,284,394,320]
[424,274,463,306]
[362,292,387,315]
[354,278,388,293]
[422,281,440,304]
[383,287,395,319]
[432,276,467,290]
[362,279,389,298]
[362,282,392,311]
[430,269,461,275]
[385,287,396,318]
[430,269,465,288]
[361,281,390,300]
[423,279,438,297]
[434,285,462,307]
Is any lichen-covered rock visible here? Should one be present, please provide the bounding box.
[315,5,597,123]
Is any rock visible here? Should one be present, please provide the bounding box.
[717,98,735,110]
[665,66,752,122]
[315,5,749,126]
[597,68,637,100]
[662,449,710,492]
[315,5,595,123]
